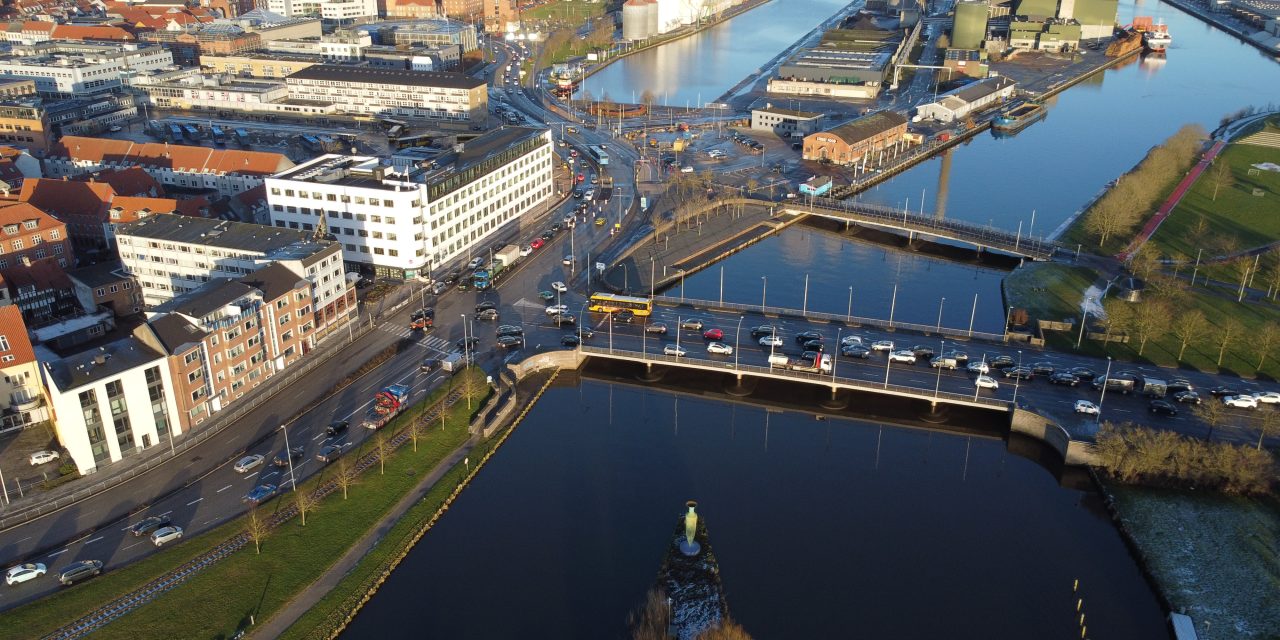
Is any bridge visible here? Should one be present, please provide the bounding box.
[783,198,1059,261]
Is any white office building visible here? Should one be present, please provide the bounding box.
[283,64,488,123]
[264,0,379,20]
[266,126,554,280]
[0,42,173,97]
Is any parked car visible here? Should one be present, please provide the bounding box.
[1253,391,1280,404]
[129,515,171,537]
[1002,367,1034,380]
[551,281,568,293]
[530,238,545,250]
[561,334,580,346]
[759,335,783,347]
[974,376,999,390]
[644,323,668,335]
[967,361,990,374]
[703,328,724,341]
[706,342,734,355]
[1224,395,1259,409]
[325,421,349,437]
[680,318,705,330]
[242,484,278,505]
[1149,400,1178,416]
[870,340,895,352]
[841,344,871,358]
[316,444,342,463]
[150,525,184,547]
[497,335,524,349]
[1173,390,1202,405]
[663,344,687,357]
[272,447,304,468]
[28,450,59,466]
[1049,372,1080,386]
[1074,400,1100,415]
[233,454,265,473]
[6,563,46,586]
[888,350,917,364]
[58,560,103,586]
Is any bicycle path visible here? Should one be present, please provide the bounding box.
[1117,140,1225,261]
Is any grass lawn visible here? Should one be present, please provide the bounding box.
[0,370,487,640]
[1004,263,1099,324]
[1108,484,1280,640]
[521,0,607,23]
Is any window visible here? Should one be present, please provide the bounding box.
[183,351,199,365]
[0,335,9,351]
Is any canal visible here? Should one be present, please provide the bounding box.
[340,380,1168,638]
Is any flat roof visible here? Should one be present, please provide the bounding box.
[68,260,131,288]
[284,65,485,90]
[753,106,824,119]
[115,215,336,260]
[39,337,165,391]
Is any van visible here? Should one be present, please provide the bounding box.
[768,353,790,368]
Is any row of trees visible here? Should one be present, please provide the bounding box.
[1082,124,1207,247]
[1094,423,1275,495]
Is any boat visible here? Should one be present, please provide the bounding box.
[992,102,1046,134]
[1106,28,1143,57]
[1143,21,1172,52]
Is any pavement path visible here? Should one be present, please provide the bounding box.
[1117,140,1225,261]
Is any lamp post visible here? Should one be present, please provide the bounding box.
[1012,350,1023,405]
[734,315,744,369]
[675,316,682,356]
[936,296,946,334]
[883,347,893,389]
[579,300,589,351]
[934,339,945,397]
[802,274,810,315]
[280,424,297,491]
[833,328,842,383]
[889,283,899,328]
[1076,298,1093,350]
[847,286,853,322]
[761,276,767,310]
[1096,356,1113,426]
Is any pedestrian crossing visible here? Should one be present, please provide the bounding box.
[379,325,455,353]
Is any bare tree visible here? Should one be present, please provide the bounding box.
[1129,298,1170,356]
[1127,244,1162,282]
[1171,309,1208,361]
[1191,399,1227,441]
[1214,317,1247,367]
[408,414,424,452]
[374,432,388,475]
[1255,409,1279,450]
[1255,322,1280,372]
[745,177,759,196]
[1265,259,1280,299]
[293,488,319,526]
[333,457,356,500]
[1083,197,1138,247]
[628,587,672,640]
[1100,298,1132,345]
[640,89,656,107]
[1207,160,1234,201]
[245,506,270,554]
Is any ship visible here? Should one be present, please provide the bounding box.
[992,101,1046,134]
[1143,21,1172,52]
[1106,27,1143,57]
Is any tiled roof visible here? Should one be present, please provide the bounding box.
[822,110,909,145]
[74,167,162,197]
[0,201,60,230]
[49,137,294,176]
[2,256,72,293]
[20,20,54,32]
[0,304,36,367]
[51,24,136,40]
[19,178,113,221]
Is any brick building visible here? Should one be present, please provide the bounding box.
[68,260,143,318]
[802,110,910,166]
[0,304,50,433]
[0,201,71,270]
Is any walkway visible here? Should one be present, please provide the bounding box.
[1117,140,1225,261]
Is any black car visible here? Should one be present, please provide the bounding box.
[750,325,779,339]
[989,355,1016,369]
[615,310,635,323]
[572,189,583,198]
[553,313,576,326]
[272,446,304,467]
[1031,362,1056,376]
[456,336,480,350]
[445,270,461,285]
[644,323,668,335]
[841,344,871,358]
[58,559,104,586]
[497,335,524,349]
[1002,367,1034,380]
[496,325,524,337]
[477,308,500,321]
[475,301,498,313]
[551,223,562,233]
[420,358,441,372]
[1173,390,1203,405]
[1149,400,1178,416]
[1068,367,1098,381]
[794,331,823,344]
[561,334,580,347]
[800,350,822,362]
[316,444,342,463]
[1049,372,1079,386]
[129,515,171,537]
[540,231,555,241]
[910,345,935,359]
[325,420,349,437]
[1210,385,1241,397]
[801,339,824,352]
[1167,379,1194,394]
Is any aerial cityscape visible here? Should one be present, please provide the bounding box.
[0,0,1274,636]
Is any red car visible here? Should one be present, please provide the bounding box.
[570,149,578,157]
[530,238,545,250]
[703,328,723,341]
[576,173,585,183]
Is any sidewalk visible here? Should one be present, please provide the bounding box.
[1117,140,1225,261]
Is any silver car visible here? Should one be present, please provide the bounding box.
[150,525,183,547]
[233,454,264,473]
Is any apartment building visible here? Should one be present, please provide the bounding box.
[266,126,554,279]
[0,201,71,270]
[69,260,143,318]
[38,334,182,474]
[0,96,48,152]
[264,0,379,20]
[0,305,50,433]
[0,41,174,97]
[283,65,488,123]
[42,136,294,198]
[113,216,355,338]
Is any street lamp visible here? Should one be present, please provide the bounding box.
[1096,356,1113,426]
[734,315,744,369]
[883,346,893,389]
[1012,350,1023,405]
[460,314,469,366]
[1076,297,1093,349]
[761,276,767,310]
[280,424,297,491]
[936,296,946,334]
[934,339,945,397]
[847,286,853,322]
[833,328,842,383]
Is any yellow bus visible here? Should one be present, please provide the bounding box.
[587,292,653,316]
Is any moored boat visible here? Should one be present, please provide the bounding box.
[993,102,1046,134]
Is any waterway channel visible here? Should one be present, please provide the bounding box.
[340,379,1167,638]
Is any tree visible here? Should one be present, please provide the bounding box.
[935,32,951,49]
[1265,259,1280,299]
[1254,409,1280,450]
[1127,244,1162,282]
[1207,160,1234,201]
[293,488,319,526]
[1171,309,1207,361]
[1191,399,1228,441]
[333,457,356,500]
[640,89,656,107]
[745,178,758,197]
[374,432,388,475]
[408,414,424,452]
[1255,322,1280,372]
[628,588,672,640]
[245,506,270,554]
[1100,298,1132,344]
[1214,317,1246,367]
[1129,298,1170,356]
[1082,197,1139,247]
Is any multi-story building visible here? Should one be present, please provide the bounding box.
[802,110,910,165]
[198,51,325,78]
[113,216,355,338]
[284,65,488,123]
[69,259,144,318]
[0,201,72,270]
[0,79,37,99]
[137,73,299,114]
[263,30,373,60]
[0,146,42,193]
[266,126,554,279]
[263,0,379,20]
[38,333,182,474]
[0,41,174,97]
[381,20,478,52]
[0,94,50,152]
[3,257,81,326]
[18,177,207,256]
[42,136,295,198]
[750,106,826,137]
[140,24,262,67]
[0,305,51,433]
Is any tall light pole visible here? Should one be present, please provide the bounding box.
[934,339,945,397]
[734,315,744,369]
[1012,350,1023,405]
[847,286,853,322]
[675,316,682,355]
[761,276,767,310]
[936,296,946,334]
[1076,298,1093,349]
[1096,356,1113,426]
[280,424,297,491]
[460,313,469,366]
[889,283,899,328]
[802,274,810,315]
[883,348,893,389]
[833,327,842,383]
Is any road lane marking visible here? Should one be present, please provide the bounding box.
[123,542,141,551]
[216,484,233,493]
[85,536,104,545]
[159,510,172,517]
[16,536,30,543]
[187,498,203,506]
[312,432,326,441]
[262,471,278,479]
[47,549,68,558]
[244,472,259,480]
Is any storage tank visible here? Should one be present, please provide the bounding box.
[952,0,989,49]
[623,0,651,40]
[647,0,659,37]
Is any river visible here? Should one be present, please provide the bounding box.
[340,380,1167,638]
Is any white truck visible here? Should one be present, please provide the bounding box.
[441,353,467,373]
[493,244,522,269]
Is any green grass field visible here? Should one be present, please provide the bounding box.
[521,0,608,23]
[1004,263,1099,325]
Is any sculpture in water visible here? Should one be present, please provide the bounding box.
[679,500,701,556]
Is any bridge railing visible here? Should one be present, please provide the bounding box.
[651,295,1009,343]
[579,345,1011,409]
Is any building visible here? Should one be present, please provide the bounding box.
[774,49,894,86]
[798,175,833,197]
[0,146,41,193]
[0,305,50,433]
[0,95,50,152]
[942,48,989,79]
[266,126,554,280]
[230,11,322,42]
[1008,16,1081,51]
[802,110,910,165]
[38,334,182,474]
[363,44,462,71]
[263,0,378,20]
[1012,0,1115,38]
[381,20,478,52]
[621,0,745,39]
[0,201,72,270]
[768,14,903,98]
[264,30,373,60]
[140,23,263,67]
[0,41,173,97]
[3,257,80,325]
[28,309,117,352]
[913,76,1015,123]
[42,92,139,139]
[197,51,327,78]
[42,136,295,199]
[69,260,143,317]
[952,0,990,49]
[136,73,300,114]
[750,106,826,137]
[283,65,487,123]
[113,216,355,339]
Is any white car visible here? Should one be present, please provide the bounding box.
[871,340,895,352]
[551,281,568,293]
[1224,395,1259,409]
[974,375,999,390]
[888,350,917,364]
[519,245,533,257]
[706,342,733,355]
[233,454,264,473]
[758,335,783,347]
[663,344,687,357]
[680,166,694,173]
[967,361,990,374]
[28,450,59,466]
[151,525,183,547]
[1074,400,1100,415]
[840,335,863,347]
[5,563,46,586]
[544,305,568,316]
[1252,391,1280,404]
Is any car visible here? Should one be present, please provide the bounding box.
[681,166,694,173]
[794,331,823,344]
[497,335,524,349]
[941,350,969,364]
[58,560,103,586]
[910,345,935,359]
[150,525,183,547]
[456,336,480,350]
[759,335,783,347]
[800,350,822,362]
[870,340,895,352]
[582,190,594,201]
[519,245,533,257]
[989,355,1016,369]
[615,310,636,323]
[888,350,917,364]
[477,308,500,321]
[539,290,556,302]
[569,149,578,157]
[572,189,583,199]
[1031,362,1056,376]
[563,255,575,266]
[243,484,278,505]
[750,325,779,338]
[802,339,825,352]
[663,344,687,357]
[1049,372,1080,386]
[841,345,871,358]
[974,376,999,390]
[1224,395,1259,409]
[680,318,705,330]
[591,175,599,184]
[316,444,342,463]
[1210,385,1242,397]
[325,420,349,437]
[841,335,864,347]
[1253,391,1280,404]
[129,515,171,537]
[1075,400,1100,415]
[28,450,59,466]
[1149,400,1178,416]
[1068,367,1098,381]
[1003,367,1034,380]
[553,313,576,326]
[233,454,265,473]
[929,356,958,370]
[595,216,607,226]
[545,304,569,316]
[1167,379,1194,394]
[703,328,724,341]
[644,323,668,335]
[467,257,485,270]
[967,361,990,374]
[5,563,46,586]
[551,223,562,233]
[530,238,545,250]
[475,301,498,313]
[707,342,734,355]
[420,358,443,373]
[551,281,568,293]
[1173,390,1203,405]
[272,446,304,467]
[496,325,524,337]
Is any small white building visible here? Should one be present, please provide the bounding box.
[750,105,826,137]
[0,41,173,98]
[913,76,1016,123]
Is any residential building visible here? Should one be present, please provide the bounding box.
[0,41,173,97]
[0,94,51,152]
[140,23,262,67]
[750,106,826,137]
[29,309,117,352]
[0,146,42,192]
[113,216,354,339]
[69,259,143,317]
[0,201,72,270]
[266,126,554,280]
[19,177,209,256]
[197,51,326,78]
[42,93,139,139]
[38,334,182,474]
[42,136,295,198]
[263,0,379,20]
[802,110,910,165]
[3,257,80,325]
[283,65,488,123]
[913,76,1015,123]
[0,305,50,433]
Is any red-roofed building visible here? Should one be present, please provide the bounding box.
[0,146,41,194]
[0,200,71,270]
[0,304,49,432]
[19,177,199,256]
[2,256,79,325]
[50,24,137,42]
[72,167,161,197]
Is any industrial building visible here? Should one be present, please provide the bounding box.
[802,110,910,165]
[952,0,990,49]
[942,48,990,78]
[1012,0,1116,39]
[750,106,826,137]
[621,0,745,40]
[913,75,1015,123]
[1009,16,1082,50]
[769,13,903,99]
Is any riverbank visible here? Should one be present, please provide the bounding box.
[1161,0,1280,58]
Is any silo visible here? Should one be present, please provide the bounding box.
[623,0,650,41]
[952,0,989,49]
[647,0,660,37]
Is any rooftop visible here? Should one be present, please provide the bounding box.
[236,261,307,301]
[147,312,206,354]
[820,110,909,144]
[39,336,165,391]
[284,64,484,90]
[753,105,824,119]
[68,260,131,288]
[115,215,336,261]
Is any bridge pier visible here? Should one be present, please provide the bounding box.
[820,387,850,410]
[724,374,756,397]
[637,362,666,382]
[919,400,951,424]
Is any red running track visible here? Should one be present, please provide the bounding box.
[1117,140,1226,261]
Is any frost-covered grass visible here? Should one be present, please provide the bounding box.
[1108,484,1280,640]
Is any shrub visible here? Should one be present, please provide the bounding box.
[1095,422,1276,495]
